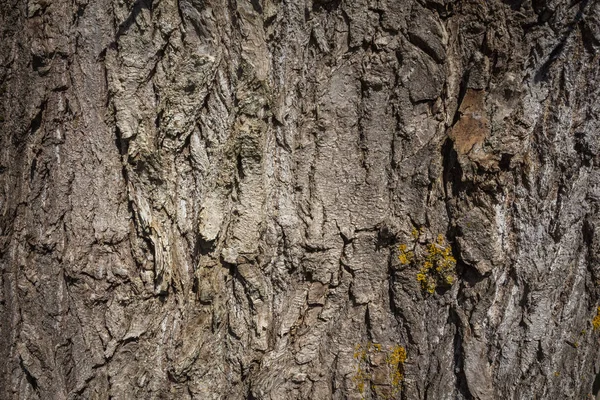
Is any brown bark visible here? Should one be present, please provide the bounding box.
[1,0,600,398]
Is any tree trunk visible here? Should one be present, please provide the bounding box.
[2,0,600,398]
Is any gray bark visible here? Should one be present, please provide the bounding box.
[1,0,600,398]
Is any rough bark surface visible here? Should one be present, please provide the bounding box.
[2,0,600,399]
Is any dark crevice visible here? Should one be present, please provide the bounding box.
[518,279,531,309]
[183,82,196,94]
[534,39,568,83]
[348,283,362,307]
[534,0,590,83]
[114,0,154,42]
[582,216,599,286]
[407,33,444,64]
[246,385,257,400]
[186,13,210,41]
[441,138,463,199]
[121,336,140,346]
[452,72,470,126]
[132,157,165,184]
[194,236,215,261]
[222,259,237,279]
[312,0,342,13]
[499,153,513,171]
[501,0,527,11]
[102,57,111,107]
[114,126,129,158]
[593,371,600,397]
[20,358,39,393]
[376,225,396,251]
[456,259,488,287]
[307,30,321,53]
[29,158,37,182]
[236,153,246,180]
[574,130,593,166]
[339,231,353,246]
[250,0,263,14]
[450,309,473,400]
[423,0,454,18]
[531,0,554,25]
[30,102,46,136]
[31,54,46,71]
[535,340,544,362]
[365,304,373,340]
[411,97,435,107]
[73,2,88,24]
[340,8,352,50]
[142,45,167,87]
[154,110,163,129]
[358,81,370,173]
[579,19,600,54]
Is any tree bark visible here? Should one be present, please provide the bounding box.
[1,0,600,398]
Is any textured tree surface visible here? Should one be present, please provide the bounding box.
[2,0,600,398]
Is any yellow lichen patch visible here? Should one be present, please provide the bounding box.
[353,343,371,396]
[387,345,407,394]
[387,345,407,365]
[352,343,407,399]
[411,227,420,240]
[398,244,414,266]
[398,228,457,295]
[592,307,600,331]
